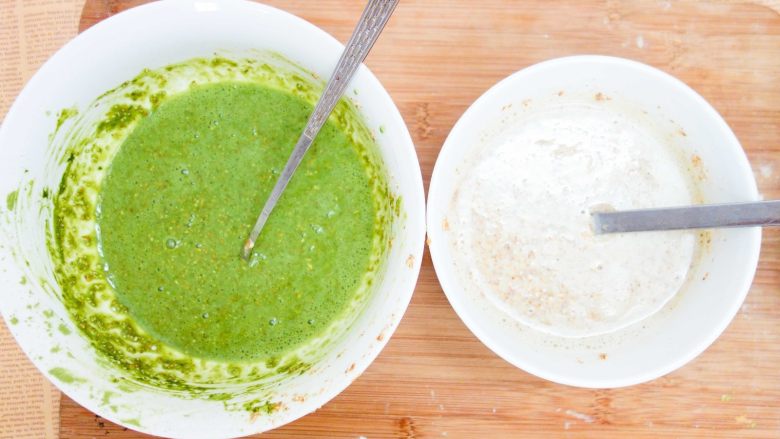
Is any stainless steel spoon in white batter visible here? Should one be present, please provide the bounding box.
[592,200,780,234]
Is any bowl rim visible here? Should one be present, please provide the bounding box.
[0,0,426,436]
[426,54,761,388]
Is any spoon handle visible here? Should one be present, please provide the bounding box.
[242,0,398,259]
[592,200,780,234]
[304,0,399,138]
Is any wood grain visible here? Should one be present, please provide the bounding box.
[63,0,780,437]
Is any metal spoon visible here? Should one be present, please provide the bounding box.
[591,200,780,234]
[241,0,399,260]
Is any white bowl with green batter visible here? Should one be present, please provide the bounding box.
[0,1,424,437]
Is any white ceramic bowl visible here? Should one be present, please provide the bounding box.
[427,55,760,388]
[0,1,424,437]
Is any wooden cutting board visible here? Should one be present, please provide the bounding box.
[60,1,780,437]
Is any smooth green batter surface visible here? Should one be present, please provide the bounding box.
[97,82,375,362]
[50,57,393,392]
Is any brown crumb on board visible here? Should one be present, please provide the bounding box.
[426,236,432,246]
[406,254,415,268]
[442,218,450,231]
[594,92,611,101]
[598,353,608,360]
[346,363,356,373]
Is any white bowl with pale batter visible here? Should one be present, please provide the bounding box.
[427,55,760,388]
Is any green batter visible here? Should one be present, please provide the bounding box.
[96,82,377,362]
[51,57,393,392]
